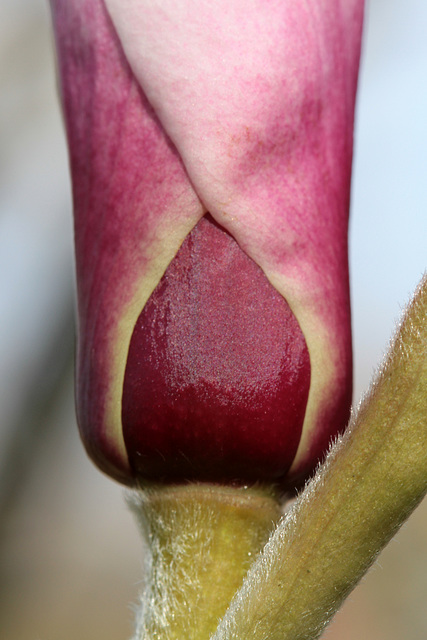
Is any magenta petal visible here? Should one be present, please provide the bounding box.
[51,0,204,482]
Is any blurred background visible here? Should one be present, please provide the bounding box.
[0,1,426,639]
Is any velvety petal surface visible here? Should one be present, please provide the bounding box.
[123,215,311,485]
[51,0,204,482]
[105,0,363,480]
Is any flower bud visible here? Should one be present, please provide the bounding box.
[51,0,363,490]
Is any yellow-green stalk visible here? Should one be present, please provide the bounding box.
[211,275,427,640]
[128,484,282,640]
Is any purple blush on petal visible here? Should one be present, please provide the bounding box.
[122,215,311,487]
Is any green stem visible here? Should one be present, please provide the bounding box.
[212,275,427,640]
[129,483,282,640]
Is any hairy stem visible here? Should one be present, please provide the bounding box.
[128,483,282,640]
[212,275,427,640]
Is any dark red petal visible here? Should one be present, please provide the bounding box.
[122,215,310,487]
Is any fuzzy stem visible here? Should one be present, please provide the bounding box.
[211,275,427,640]
[128,483,282,640]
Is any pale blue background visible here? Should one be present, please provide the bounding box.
[351,0,426,398]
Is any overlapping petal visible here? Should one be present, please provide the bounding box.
[105,0,364,482]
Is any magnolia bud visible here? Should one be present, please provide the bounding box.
[51,0,363,491]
